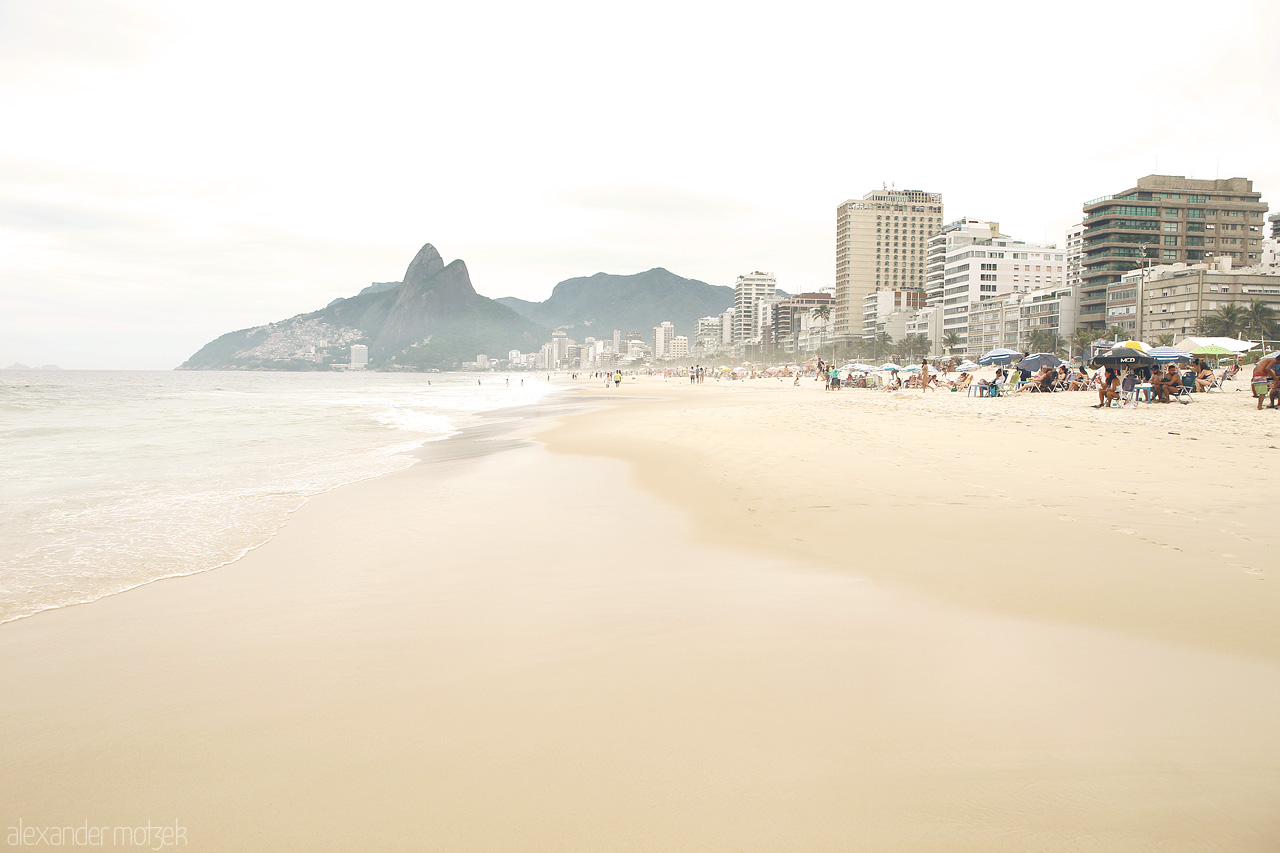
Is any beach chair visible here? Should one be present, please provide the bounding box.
[1172,374,1194,404]
[1119,374,1140,408]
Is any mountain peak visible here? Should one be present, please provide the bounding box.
[403,244,446,286]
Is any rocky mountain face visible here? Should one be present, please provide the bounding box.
[498,268,734,339]
[179,244,548,371]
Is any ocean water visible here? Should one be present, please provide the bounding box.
[0,370,557,623]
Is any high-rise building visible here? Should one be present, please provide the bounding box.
[835,188,944,338]
[671,336,689,359]
[652,321,674,360]
[926,224,1064,351]
[694,316,723,351]
[772,292,834,353]
[732,272,777,344]
[349,344,368,368]
[1081,175,1268,335]
[925,219,1001,306]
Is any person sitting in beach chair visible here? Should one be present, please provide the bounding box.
[1151,364,1180,403]
[1093,367,1119,408]
[1193,361,1214,393]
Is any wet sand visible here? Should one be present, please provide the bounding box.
[2,379,1278,851]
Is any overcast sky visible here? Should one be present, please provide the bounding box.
[2,0,1277,368]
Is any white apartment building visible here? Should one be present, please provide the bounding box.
[863,288,927,338]
[720,311,734,345]
[349,344,368,368]
[835,187,944,338]
[939,236,1066,352]
[904,306,943,356]
[694,316,723,351]
[733,272,777,343]
[652,321,675,360]
[670,336,689,359]
[925,219,1002,306]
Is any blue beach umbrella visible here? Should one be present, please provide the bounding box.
[1016,352,1062,372]
[879,363,902,371]
[1150,346,1195,363]
[978,348,1021,366]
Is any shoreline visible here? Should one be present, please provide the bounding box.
[2,379,1278,850]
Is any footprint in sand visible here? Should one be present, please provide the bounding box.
[1113,527,1136,535]
[1243,567,1265,575]
[1057,515,1076,523]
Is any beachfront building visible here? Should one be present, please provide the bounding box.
[935,229,1065,352]
[1082,175,1269,333]
[732,271,777,344]
[925,219,1002,306]
[835,187,944,339]
[1126,257,1280,340]
[965,293,1022,356]
[670,336,689,359]
[694,316,723,353]
[652,321,675,360]
[1016,284,1078,351]
[1065,222,1092,329]
[349,344,368,369]
[904,306,942,356]
[863,288,926,339]
[772,292,835,353]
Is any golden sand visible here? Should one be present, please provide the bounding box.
[1,377,1278,851]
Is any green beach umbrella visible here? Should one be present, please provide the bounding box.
[1190,344,1235,356]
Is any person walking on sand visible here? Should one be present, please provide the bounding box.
[920,359,933,392]
[1253,355,1278,410]
[613,370,622,388]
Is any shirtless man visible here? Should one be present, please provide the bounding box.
[1254,356,1278,410]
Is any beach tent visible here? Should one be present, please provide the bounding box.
[1173,336,1256,355]
[1150,346,1194,363]
[978,348,1021,365]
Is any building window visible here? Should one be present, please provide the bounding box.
[1163,222,1179,232]
[1164,236,1178,246]
[1165,209,1180,217]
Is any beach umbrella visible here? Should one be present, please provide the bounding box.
[897,365,920,372]
[1190,344,1235,357]
[1092,343,1156,367]
[879,363,902,371]
[1016,352,1062,371]
[955,360,980,370]
[1150,346,1194,363]
[978,347,1021,365]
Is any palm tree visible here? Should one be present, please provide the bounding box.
[1154,332,1175,347]
[1026,330,1066,356]
[1069,328,1099,360]
[1198,303,1247,338]
[871,332,893,361]
[809,304,833,359]
[941,331,960,355]
[1242,299,1277,346]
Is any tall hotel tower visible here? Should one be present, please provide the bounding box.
[835,188,944,338]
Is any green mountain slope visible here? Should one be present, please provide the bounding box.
[497,268,733,339]
[179,244,548,370]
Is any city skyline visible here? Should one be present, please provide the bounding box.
[2,0,1278,369]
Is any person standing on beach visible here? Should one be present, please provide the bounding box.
[920,359,932,392]
[1253,356,1278,410]
[614,370,622,388]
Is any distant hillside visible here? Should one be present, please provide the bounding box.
[180,244,548,371]
[497,268,734,338]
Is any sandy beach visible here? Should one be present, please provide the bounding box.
[3,377,1279,851]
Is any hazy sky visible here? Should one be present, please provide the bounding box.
[2,0,1277,368]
